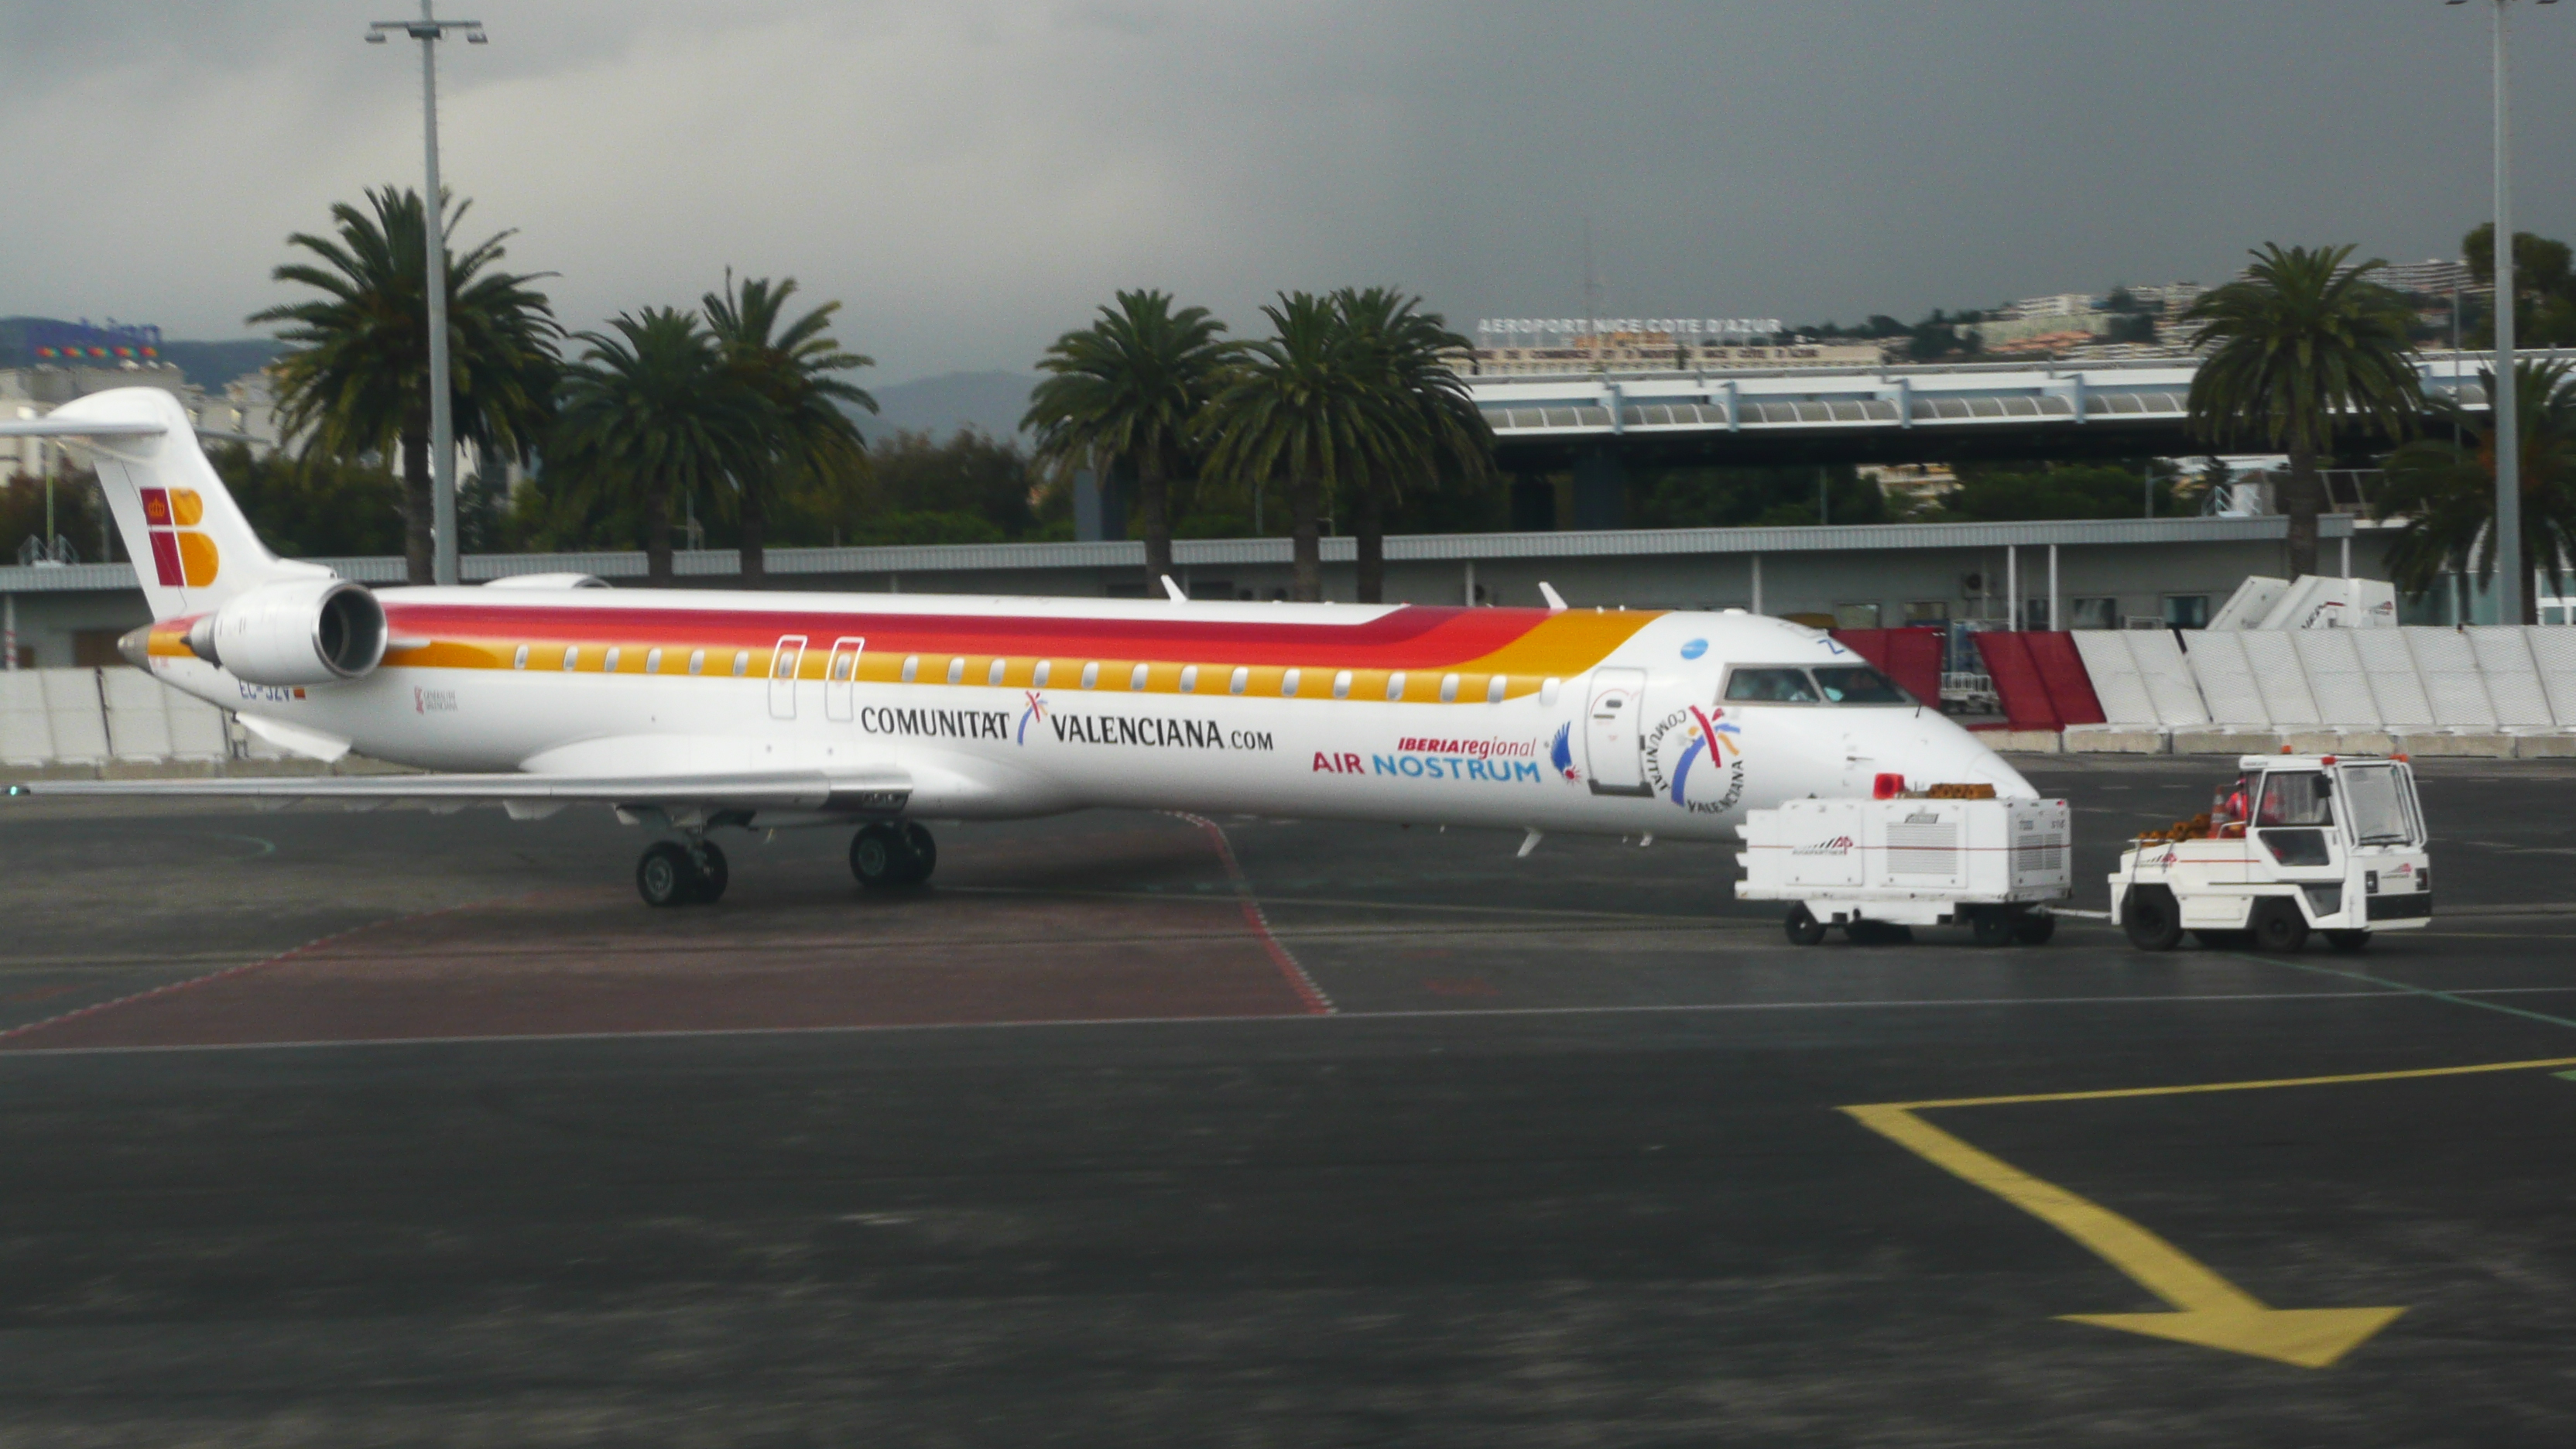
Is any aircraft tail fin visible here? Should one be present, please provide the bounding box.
[0,388,327,618]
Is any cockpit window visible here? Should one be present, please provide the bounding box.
[1724,667,1821,703]
[1811,665,1913,705]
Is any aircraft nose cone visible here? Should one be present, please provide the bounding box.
[1951,746,2038,800]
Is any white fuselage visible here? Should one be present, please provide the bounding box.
[146,587,2033,838]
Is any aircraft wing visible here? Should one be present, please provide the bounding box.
[5,768,911,815]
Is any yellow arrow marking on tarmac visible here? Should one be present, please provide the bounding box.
[1843,1104,2402,1368]
[1846,1055,2576,1365]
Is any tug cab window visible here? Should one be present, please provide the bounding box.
[2256,771,2333,827]
[1724,667,1821,704]
[2339,765,2421,846]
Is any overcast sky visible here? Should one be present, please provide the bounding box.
[2,1,2568,383]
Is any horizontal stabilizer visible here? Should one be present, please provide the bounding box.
[0,417,167,438]
[6,767,911,814]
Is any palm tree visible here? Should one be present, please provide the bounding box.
[1024,290,1233,589]
[1331,287,1492,603]
[252,187,557,584]
[1201,292,1384,601]
[2183,243,2421,578]
[2376,358,2576,623]
[551,308,769,585]
[703,273,876,584]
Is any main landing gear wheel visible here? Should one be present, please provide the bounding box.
[851,822,937,889]
[2122,886,2184,952]
[1784,904,1828,947]
[686,838,728,904]
[638,839,729,907]
[639,841,693,907]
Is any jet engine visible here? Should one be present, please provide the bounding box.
[183,579,388,687]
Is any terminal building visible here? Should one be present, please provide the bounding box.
[0,509,2460,677]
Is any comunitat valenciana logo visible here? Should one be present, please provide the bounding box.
[140,488,218,587]
[1792,835,1855,856]
[1642,704,1746,814]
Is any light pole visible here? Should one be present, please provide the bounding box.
[368,3,486,588]
[2453,0,2556,622]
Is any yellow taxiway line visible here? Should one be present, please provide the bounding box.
[1844,1054,2576,1368]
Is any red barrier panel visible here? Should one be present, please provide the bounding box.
[1829,627,1945,708]
[2023,632,2106,726]
[1971,631,2060,731]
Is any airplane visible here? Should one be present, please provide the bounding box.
[2,387,2035,906]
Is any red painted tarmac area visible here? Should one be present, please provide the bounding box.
[2,820,1326,1051]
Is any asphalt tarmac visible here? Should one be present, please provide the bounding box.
[2,755,2574,1446]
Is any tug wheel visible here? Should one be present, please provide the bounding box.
[1784,904,1828,947]
[2122,886,2184,952]
[2249,898,2311,954]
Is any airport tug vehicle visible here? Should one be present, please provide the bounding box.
[1737,780,2073,945]
[2112,754,2430,953]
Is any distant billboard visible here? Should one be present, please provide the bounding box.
[1476,317,1783,340]
[20,319,163,365]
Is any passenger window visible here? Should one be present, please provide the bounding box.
[1724,667,1820,703]
[1811,665,1911,705]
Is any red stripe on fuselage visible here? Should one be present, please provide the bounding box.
[379,602,1548,668]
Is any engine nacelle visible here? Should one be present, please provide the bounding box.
[185,579,387,687]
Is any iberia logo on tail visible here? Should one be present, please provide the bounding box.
[140,488,218,587]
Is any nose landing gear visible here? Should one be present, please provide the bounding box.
[851,821,936,888]
[637,836,730,907]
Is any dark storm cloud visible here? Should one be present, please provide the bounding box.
[0,2,2562,382]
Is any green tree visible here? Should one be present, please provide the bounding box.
[2184,242,2420,577]
[1329,286,1492,602]
[1935,461,2181,522]
[2376,359,2576,623]
[2462,223,2576,348]
[1025,289,1234,589]
[703,273,876,584]
[1634,464,1881,529]
[550,308,769,584]
[867,427,1038,538]
[251,187,558,583]
[207,444,406,557]
[1202,292,1380,601]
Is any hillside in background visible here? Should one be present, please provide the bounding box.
[157,338,282,392]
[853,370,1038,442]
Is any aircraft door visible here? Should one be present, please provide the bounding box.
[769,634,807,720]
[824,636,865,721]
[1584,667,1651,796]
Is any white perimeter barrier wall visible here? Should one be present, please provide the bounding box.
[2062,626,2576,753]
[0,667,261,768]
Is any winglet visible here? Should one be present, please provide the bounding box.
[1161,574,1187,604]
[1538,582,1568,613]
